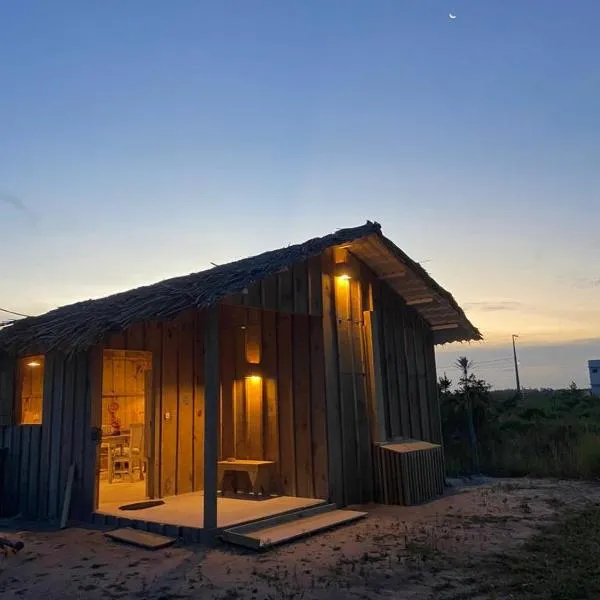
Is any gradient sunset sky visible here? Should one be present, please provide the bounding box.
[1,1,598,389]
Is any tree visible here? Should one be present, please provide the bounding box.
[455,357,480,474]
[456,356,473,379]
[438,373,452,396]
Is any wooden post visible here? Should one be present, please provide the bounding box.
[203,304,220,531]
[81,347,103,518]
[143,367,154,495]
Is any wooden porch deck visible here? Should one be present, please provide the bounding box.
[95,489,324,541]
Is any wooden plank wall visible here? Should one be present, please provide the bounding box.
[0,310,207,518]
[101,265,328,503]
[223,257,323,317]
[321,248,442,506]
[0,250,442,519]
[321,250,375,506]
[219,304,328,499]
[105,309,206,499]
[0,350,97,521]
[376,282,441,444]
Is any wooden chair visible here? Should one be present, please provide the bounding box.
[111,424,145,482]
[126,423,145,481]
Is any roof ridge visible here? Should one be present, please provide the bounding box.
[0,221,383,353]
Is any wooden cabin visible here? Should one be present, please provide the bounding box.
[0,222,480,537]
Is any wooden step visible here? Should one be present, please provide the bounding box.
[105,527,176,550]
[221,504,367,550]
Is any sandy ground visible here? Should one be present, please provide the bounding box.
[1,478,600,599]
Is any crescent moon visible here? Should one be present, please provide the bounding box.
[449,13,457,19]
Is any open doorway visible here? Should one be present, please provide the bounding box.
[98,349,152,507]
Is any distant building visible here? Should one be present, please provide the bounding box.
[589,360,600,396]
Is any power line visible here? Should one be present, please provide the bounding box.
[0,307,31,318]
[473,358,513,366]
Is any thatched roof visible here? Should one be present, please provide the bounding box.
[0,221,481,354]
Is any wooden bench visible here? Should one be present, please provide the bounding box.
[217,460,275,496]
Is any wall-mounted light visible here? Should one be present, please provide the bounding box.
[333,247,355,281]
[334,262,353,280]
[26,360,41,368]
[245,364,262,381]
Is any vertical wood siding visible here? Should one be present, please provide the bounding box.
[321,249,442,506]
[1,246,443,519]
[219,304,328,499]
[105,310,206,499]
[0,350,97,521]
[223,258,323,317]
[321,250,375,506]
[103,293,328,502]
[376,282,441,444]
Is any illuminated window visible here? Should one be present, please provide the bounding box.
[19,355,44,425]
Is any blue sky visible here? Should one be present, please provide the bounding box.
[1,1,599,389]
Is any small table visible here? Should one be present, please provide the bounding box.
[217,460,275,496]
[102,433,131,483]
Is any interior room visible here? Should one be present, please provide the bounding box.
[18,355,45,424]
[98,349,151,506]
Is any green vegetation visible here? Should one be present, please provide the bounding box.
[465,505,600,599]
[439,358,600,478]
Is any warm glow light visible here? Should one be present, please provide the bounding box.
[246,374,262,383]
[334,258,353,280]
[27,360,41,368]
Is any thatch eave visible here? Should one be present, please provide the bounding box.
[0,221,480,355]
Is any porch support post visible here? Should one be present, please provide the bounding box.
[203,303,220,532]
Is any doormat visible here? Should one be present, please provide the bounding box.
[118,500,165,511]
[219,492,274,502]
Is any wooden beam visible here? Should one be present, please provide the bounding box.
[143,367,154,496]
[83,346,103,517]
[431,323,459,331]
[406,297,434,306]
[203,304,220,531]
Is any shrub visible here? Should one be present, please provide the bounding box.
[439,368,600,480]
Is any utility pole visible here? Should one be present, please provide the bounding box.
[512,334,521,397]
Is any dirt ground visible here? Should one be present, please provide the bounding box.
[1,478,599,599]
